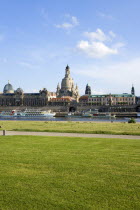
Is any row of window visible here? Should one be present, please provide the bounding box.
[88,98,134,102]
[0,99,47,106]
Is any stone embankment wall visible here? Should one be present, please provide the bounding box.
[0,104,138,113]
[77,105,137,112]
[0,106,68,112]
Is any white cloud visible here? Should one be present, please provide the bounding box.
[109,31,116,38]
[18,61,38,69]
[24,89,39,93]
[112,42,125,49]
[32,89,39,93]
[56,23,74,29]
[92,89,105,95]
[77,29,124,58]
[78,86,105,95]
[77,40,118,58]
[97,12,114,20]
[74,57,140,94]
[71,16,79,25]
[84,29,117,42]
[55,15,79,30]
[84,29,108,42]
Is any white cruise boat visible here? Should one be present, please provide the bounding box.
[82,109,115,118]
[0,109,55,118]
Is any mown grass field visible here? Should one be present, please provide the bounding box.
[0,120,140,135]
[0,136,140,209]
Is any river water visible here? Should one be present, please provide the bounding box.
[0,116,140,122]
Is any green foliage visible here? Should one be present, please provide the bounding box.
[0,136,140,209]
[128,118,136,123]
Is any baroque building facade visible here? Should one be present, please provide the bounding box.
[79,94,135,106]
[0,82,56,107]
[0,65,79,107]
[79,84,136,107]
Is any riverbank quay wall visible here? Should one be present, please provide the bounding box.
[0,106,68,112]
[0,104,139,113]
[76,104,138,112]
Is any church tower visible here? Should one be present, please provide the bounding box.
[131,84,135,95]
[85,84,91,95]
[56,83,60,96]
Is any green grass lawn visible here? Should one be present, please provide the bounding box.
[0,136,140,209]
[0,121,140,135]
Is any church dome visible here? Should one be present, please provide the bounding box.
[61,65,74,91]
[57,65,79,100]
[61,77,74,90]
[3,82,14,94]
[16,88,23,93]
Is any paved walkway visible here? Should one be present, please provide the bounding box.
[0,130,140,139]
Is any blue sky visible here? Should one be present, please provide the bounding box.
[0,0,140,95]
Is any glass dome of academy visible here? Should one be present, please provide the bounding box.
[3,82,14,94]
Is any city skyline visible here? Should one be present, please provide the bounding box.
[0,0,140,95]
[0,65,135,97]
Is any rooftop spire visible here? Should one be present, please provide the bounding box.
[131,84,135,95]
[65,65,70,77]
[66,64,70,69]
[85,83,91,95]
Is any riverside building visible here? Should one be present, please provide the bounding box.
[88,94,135,106]
[0,65,138,111]
[79,85,136,107]
[0,65,79,107]
[79,94,135,106]
[0,83,56,107]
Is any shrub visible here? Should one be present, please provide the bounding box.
[128,118,136,123]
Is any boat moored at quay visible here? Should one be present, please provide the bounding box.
[0,109,56,118]
[0,108,139,119]
[81,109,116,118]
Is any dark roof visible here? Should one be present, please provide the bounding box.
[24,93,40,95]
[79,95,88,100]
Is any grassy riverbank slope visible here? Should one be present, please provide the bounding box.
[0,121,140,135]
[0,136,139,209]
